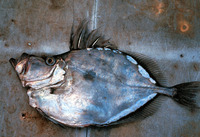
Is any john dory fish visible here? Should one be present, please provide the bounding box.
[10,20,200,127]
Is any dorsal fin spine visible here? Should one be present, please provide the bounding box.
[70,20,115,50]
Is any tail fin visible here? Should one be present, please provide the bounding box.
[173,82,200,108]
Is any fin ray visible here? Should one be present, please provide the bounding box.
[100,95,166,127]
[70,20,116,50]
[173,81,200,109]
[126,52,168,86]
[70,20,167,86]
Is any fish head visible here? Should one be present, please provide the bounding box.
[10,53,66,89]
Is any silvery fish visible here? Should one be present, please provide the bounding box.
[10,20,200,127]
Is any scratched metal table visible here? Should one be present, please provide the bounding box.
[1,0,200,137]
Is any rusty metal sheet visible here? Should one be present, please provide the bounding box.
[1,0,200,137]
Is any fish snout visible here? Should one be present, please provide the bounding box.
[10,52,30,75]
[10,53,29,68]
[9,58,17,68]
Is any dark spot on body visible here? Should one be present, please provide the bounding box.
[4,43,9,47]
[103,97,107,100]
[180,54,184,58]
[83,70,96,81]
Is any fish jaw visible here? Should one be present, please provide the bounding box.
[9,53,30,74]
[24,63,66,90]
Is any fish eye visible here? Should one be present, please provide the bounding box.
[46,57,56,66]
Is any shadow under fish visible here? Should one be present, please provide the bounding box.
[9,20,200,127]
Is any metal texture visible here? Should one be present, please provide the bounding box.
[0,0,200,137]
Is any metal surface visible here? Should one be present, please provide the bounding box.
[0,0,200,136]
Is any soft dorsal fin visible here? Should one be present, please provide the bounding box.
[70,20,116,50]
[126,52,168,87]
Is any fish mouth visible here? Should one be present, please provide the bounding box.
[9,58,17,68]
[9,53,29,68]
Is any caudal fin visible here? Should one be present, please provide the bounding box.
[173,82,200,108]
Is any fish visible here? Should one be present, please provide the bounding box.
[10,20,200,127]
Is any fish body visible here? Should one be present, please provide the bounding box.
[10,21,200,127]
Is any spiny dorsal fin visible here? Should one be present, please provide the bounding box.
[70,20,116,50]
[70,20,89,50]
[126,52,168,87]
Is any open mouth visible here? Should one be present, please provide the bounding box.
[9,53,29,68]
[10,53,30,77]
[9,58,18,68]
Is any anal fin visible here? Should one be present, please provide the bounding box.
[36,108,67,128]
[103,95,166,127]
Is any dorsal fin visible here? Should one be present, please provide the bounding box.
[126,52,168,87]
[69,20,167,86]
[70,20,116,50]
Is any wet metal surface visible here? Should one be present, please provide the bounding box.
[0,0,200,136]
